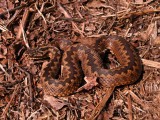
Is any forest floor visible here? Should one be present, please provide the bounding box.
[0,0,160,120]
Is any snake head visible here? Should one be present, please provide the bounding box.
[26,46,60,61]
[58,40,73,50]
[51,39,73,50]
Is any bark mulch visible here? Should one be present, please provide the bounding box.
[0,0,160,120]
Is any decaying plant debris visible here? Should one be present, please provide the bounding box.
[0,0,160,120]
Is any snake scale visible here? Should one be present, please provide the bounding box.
[37,35,142,97]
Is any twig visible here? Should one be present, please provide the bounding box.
[87,87,115,120]
[2,85,20,119]
[58,17,85,22]
[153,16,160,21]
[0,79,24,87]
[6,9,22,26]
[42,6,55,14]
[118,7,160,19]
[16,8,29,41]
[126,90,149,110]
[142,59,160,69]
[0,1,35,17]
[42,6,85,22]
[57,2,84,37]
[0,64,10,76]
[131,0,155,5]
[88,33,108,37]
[35,3,47,24]
[0,25,8,31]
[16,66,34,104]
[128,93,133,120]
[27,108,42,120]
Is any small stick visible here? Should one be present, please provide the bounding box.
[2,85,20,119]
[57,2,84,37]
[0,79,24,87]
[16,8,30,40]
[35,3,47,24]
[0,1,35,17]
[16,66,34,104]
[0,64,10,76]
[87,87,115,120]
[118,7,160,19]
[132,0,154,5]
[142,59,160,69]
[128,93,133,120]
[58,17,85,22]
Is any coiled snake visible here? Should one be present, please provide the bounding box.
[35,35,142,97]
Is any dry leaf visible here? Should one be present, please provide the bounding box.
[87,0,114,10]
[44,95,68,110]
[139,23,155,40]
[153,36,160,45]
[0,0,7,11]
[134,0,143,4]
[77,76,98,92]
[0,54,6,59]
[0,44,7,56]
[60,0,69,4]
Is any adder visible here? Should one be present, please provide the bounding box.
[35,35,142,97]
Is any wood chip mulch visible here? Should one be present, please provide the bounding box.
[0,0,160,120]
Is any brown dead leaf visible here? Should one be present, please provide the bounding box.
[87,1,103,8]
[153,36,160,45]
[44,95,68,110]
[58,2,71,18]
[1,31,13,40]
[134,0,143,4]
[139,23,155,41]
[7,0,14,10]
[151,21,158,44]
[30,65,38,75]
[85,24,96,32]
[87,0,115,10]
[0,0,7,12]
[60,0,69,4]
[0,85,5,91]
[0,44,7,56]
[77,76,98,92]
[119,0,129,7]
[0,54,6,59]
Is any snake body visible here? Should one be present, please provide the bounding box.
[40,36,142,97]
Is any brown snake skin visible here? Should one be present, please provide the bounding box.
[38,36,142,97]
